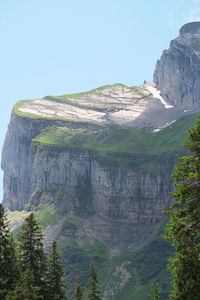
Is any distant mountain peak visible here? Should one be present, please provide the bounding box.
[180,21,200,34]
[154,22,200,110]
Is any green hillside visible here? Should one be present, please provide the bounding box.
[32,112,200,171]
[8,205,172,300]
[7,112,200,299]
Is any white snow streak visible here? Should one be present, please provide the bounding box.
[153,120,176,132]
[146,84,174,109]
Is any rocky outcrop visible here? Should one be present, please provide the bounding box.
[3,22,200,299]
[2,112,176,253]
[154,22,200,110]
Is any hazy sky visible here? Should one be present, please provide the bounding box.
[0,0,200,201]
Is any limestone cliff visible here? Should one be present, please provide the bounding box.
[2,110,177,253]
[154,22,200,110]
[2,22,200,299]
[1,60,198,259]
[3,105,197,299]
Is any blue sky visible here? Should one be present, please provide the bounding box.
[0,0,200,201]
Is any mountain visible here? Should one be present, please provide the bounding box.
[154,22,200,110]
[2,22,200,299]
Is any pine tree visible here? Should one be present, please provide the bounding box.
[149,280,160,300]
[46,241,66,300]
[5,235,19,290]
[73,265,83,300]
[6,268,42,300]
[0,204,19,299]
[17,212,47,296]
[73,284,83,300]
[0,203,10,298]
[163,117,200,299]
[86,263,101,300]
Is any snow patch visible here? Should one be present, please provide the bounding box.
[146,84,174,109]
[153,120,176,132]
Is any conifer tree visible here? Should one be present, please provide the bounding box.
[6,235,19,290]
[149,280,160,300]
[17,212,47,296]
[86,263,101,300]
[73,284,83,300]
[163,117,200,299]
[73,265,83,300]
[6,267,42,300]
[0,203,10,298]
[46,241,66,300]
[0,204,19,299]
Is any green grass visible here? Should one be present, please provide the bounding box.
[7,209,27,220]
[32,126,94,146]
[32,112,200,171]
[35,203,60,230]
[59,237,110,298]
[9,108,200,299]
[33,113,199,154]
[14,83,144,119]
[7,210,30,235]
[9,204,172,299]
[54,219,172,300]
[47,83,128,101]
[99,221,173,300]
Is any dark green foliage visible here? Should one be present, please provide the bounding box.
[46,241,66,300]
[17,212,47,291]
[60,237,109,298]
[5,235,19,290]
[149,281,160,300]
[0,203,10,298]
[32,112,199,173]
[73,266,83,300]
[92,220,172,300]
[0,204,19,299]
[86,263,101,300]
[134,237,172,285]
[73,284,83,300]
[6,268,42,300]
[163,117,200,299]
[33,112,199,156]
[0,208,68,299]
[16,212,48,298]
[58,224,172,300]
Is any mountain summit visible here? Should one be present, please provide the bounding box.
[154,21,200,110]
[2,22,200,299]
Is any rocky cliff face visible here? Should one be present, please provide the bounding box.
[154,22,200,110]
[3,22,200,299]
[2,111,176,253]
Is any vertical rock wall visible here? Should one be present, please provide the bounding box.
[154,22,200,110]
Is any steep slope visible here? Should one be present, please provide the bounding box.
[2,22,200,299]
[6,111,199,299]
[2,82,191,253]
[154,22,200,110]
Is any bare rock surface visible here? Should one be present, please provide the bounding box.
[2,112,175,253]
[154,21,200,110]
[3,22,200,256]
[17,84,151,126]
[15,82,193,131]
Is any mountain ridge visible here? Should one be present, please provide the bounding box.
[3,22,200,299]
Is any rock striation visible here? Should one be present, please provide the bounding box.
[154,22,200,110]
[2,21,200,299]
[2,111,176,253]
